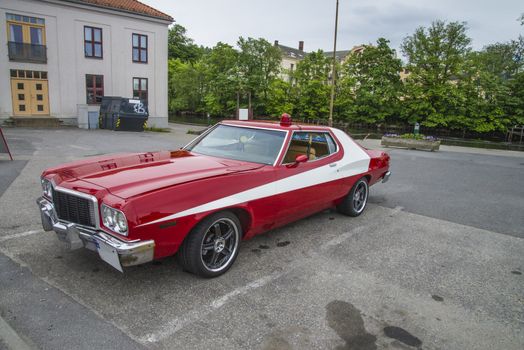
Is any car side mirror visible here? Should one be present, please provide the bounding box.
[295,154,308,163]
[286,154,308,168]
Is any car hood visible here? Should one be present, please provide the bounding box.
[48,150,264,199]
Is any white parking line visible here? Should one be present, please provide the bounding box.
[141,226,368,344]
[0,315,33,350]
[139,268,291,344]
[0,230,43,243]
[391,206,404,215]
[69,144,92,151]
[320,226,365,250]
[211,273,282,309]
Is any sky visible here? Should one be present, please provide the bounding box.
[145,0,523,55]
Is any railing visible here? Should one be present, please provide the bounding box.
[8,41,47,63]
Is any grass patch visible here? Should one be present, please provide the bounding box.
[187,129,205,135]
[145,127,171,133]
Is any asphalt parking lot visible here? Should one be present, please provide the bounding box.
[0,125,523,350]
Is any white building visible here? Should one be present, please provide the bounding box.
[274,40,307,82]
[274,40,368,83]
[0,0,172,127]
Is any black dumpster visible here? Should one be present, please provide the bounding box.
[99,97,149,131]
[116,99,149,131]
[99,97,122,129]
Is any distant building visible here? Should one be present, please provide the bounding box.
[0,0,173,127]
[274,41,368,82]
[324,46,365,64]
[274,40,307,82]
[400,68,410,82]
[274,41,410,85]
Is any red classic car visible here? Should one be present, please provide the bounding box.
[37,117,390,277]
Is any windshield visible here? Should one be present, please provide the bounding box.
[187,124,286,165]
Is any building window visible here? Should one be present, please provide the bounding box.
[84,26,102,58]
[132,34,147,63]
[11,69,47,80]
[6,13,46,63]
[86,74,104,104]
[6,13,45,44]
[133,78,148,102]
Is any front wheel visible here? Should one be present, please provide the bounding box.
[337,177,369,217]
[177,211,241,278]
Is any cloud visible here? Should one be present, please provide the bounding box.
[148,0,523,54]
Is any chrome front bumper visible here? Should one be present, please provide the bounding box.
[37,197,154,272]
[382,171,391,183]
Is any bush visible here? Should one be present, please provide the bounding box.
[400,133,425,140]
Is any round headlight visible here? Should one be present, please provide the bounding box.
[41,178,53,198]
[101,204,128,236]
[115,211,128,232]
[102,206,114,227]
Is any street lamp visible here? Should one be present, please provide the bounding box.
[328,0,339,127]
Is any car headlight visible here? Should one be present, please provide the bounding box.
[41,178,53,199]
[101,204,128,236]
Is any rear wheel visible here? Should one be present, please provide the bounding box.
[177,211,241,278]
[337,177,369,217]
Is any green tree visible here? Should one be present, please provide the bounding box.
[237,37,282,114]
[266,79,295,116]
[506,12,524,126]
[168,24,204,63]
[506,72,524,125]
[293,50,331,119]
[458,53,511,133]
[456,36,524,133]
[201,43,240,116]
[168,59,206,113]
[401,21,472,129]
[337,38,403,124]
[477,42,523,80]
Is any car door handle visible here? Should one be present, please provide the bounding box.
[329,163,337,167]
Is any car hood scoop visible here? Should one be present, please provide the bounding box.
[52,151,263,199]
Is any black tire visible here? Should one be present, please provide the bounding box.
[177,211,241,278]
[337,177,369,217]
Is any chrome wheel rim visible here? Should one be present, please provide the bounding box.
[200,218,239,272]
[353,181,368,213]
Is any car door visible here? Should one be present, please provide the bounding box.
[273,130,343,226]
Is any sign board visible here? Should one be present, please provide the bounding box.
[0,127,13,160]
[238,109,249,121]
[414,122,420,135]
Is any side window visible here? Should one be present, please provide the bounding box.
[326,134,337,153]
[133,77,148,102]
[132,33,147,63]
[283,132,337,163]
[84,26,102,58]
[86,74,104,104]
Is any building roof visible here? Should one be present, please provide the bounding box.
[323,50,352,62]
[277,44,307,60]
[324,46,365,62]
[64,0,173,21]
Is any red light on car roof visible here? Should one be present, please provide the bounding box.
[280,113,292,127]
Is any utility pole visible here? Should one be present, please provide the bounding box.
[328,0,339,127]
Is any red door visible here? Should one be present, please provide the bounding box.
[273,131,343,226]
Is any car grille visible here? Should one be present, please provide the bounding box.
[52,189,96,227]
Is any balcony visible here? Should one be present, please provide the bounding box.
[8,42,47,63]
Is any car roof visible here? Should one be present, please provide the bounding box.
[220,120,333,132]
